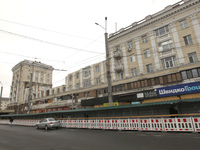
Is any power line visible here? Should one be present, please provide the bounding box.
[0,18,103,42]
[0,29,104,55]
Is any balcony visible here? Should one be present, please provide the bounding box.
[114,63,124,72]
[113,51,122,59]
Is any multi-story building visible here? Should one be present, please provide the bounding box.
[7,60,54,114]
[0,97,9,110]
[64,0,200,108]
[10,0,200,115]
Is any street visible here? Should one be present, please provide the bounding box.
[0,125,200,150]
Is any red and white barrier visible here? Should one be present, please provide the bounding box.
[176,118,194,132]
[192,118,200,132]
[150,118,164,131]
[1,117,200,133]
[111,119,120,130]
[163,118,178,131]
[129,119,140,130]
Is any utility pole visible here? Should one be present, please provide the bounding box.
[28,72,33,114]
[71,93,74,109]
[96,17,113,106]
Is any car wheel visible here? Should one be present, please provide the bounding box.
[45,125,48,130]
[36,125,39,129]
[56,127,59,129]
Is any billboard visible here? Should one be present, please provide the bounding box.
[157,81,200,97]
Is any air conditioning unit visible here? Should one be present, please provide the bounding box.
[128,48,132,52]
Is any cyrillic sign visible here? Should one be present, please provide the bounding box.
[158,81,200,97]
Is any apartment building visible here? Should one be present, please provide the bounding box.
[0,97,9,110]
[14,0,200,114]
[7,60,54,114]
[65,0,200,108]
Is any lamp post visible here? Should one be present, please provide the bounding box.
[0,82,3,98]
[95,17,113,106]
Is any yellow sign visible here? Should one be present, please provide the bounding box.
[103,102,119,107]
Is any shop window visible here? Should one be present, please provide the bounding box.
[176,72,182,81]
[192,69,198,78]
[137,81,141,88]
[154,77,160,85]
[172,74,177,82]
[147,79,152,86]
[187,70,193,79]
[140,80,145,87]
[167,75,172,83]
[163,76,168,84]
[127,83,132,90]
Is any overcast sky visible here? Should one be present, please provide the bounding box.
[0,0,180,97]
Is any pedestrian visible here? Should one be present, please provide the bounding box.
[10,117,14,127]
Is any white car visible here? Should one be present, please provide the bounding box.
[36,118,61,130]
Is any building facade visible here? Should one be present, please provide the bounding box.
[0,97,9,110]
[7,60,54,114]
[8,0,200,115]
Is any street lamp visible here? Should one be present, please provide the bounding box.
[95,17,113,106]
[0,81,3,99]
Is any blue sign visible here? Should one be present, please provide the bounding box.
[157,81,200,97]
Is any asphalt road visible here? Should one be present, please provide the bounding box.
[0,125,200,150]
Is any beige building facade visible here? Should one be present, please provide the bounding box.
[7,60,54,113]
[7,0,200,114]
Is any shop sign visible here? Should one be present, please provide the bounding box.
[158,81,200,97]
[143,90,158,98]
[131,102,140,105]
[103,102,119,107]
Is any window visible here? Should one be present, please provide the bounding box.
[96,77,100,85]
[188,52,198,63]
[184,35,193,45]
[179,19,188,29]
[88,92,90,97]
[76,73,79,79]
[27,76,30,80]
[155,77,160,85]
[96,66,99,73]
[144,49,150,58]
[192,69,198,78]
[158,40,173,52]
[116,46,120,51]
[69,75,72,81]
[47,79,49,83]
[142,35,148,43]
[57,88,60,94]
[36,72,38,75]
[40,78,43,82]
[47,74,49,78]
[84,79,91,87]
[117,85,125,92]
[28,70,30,74]
[128,41,133,49]
[131,68,137,77]
[84,93,87,97]
[41,72,43,76]
[146,64,153,73]
[155,25,169,36]
[76,83,80,89]
[129,54,135,62]
[181,69,200,80]
[35,77,38,81]
[118,72,123,80]
[117,59,122,65]
[187,70,193,79]
[83,68,90,78]
[69,85,72,91]
[161,56,177,69]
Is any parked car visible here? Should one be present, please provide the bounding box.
[36,118,61,130]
